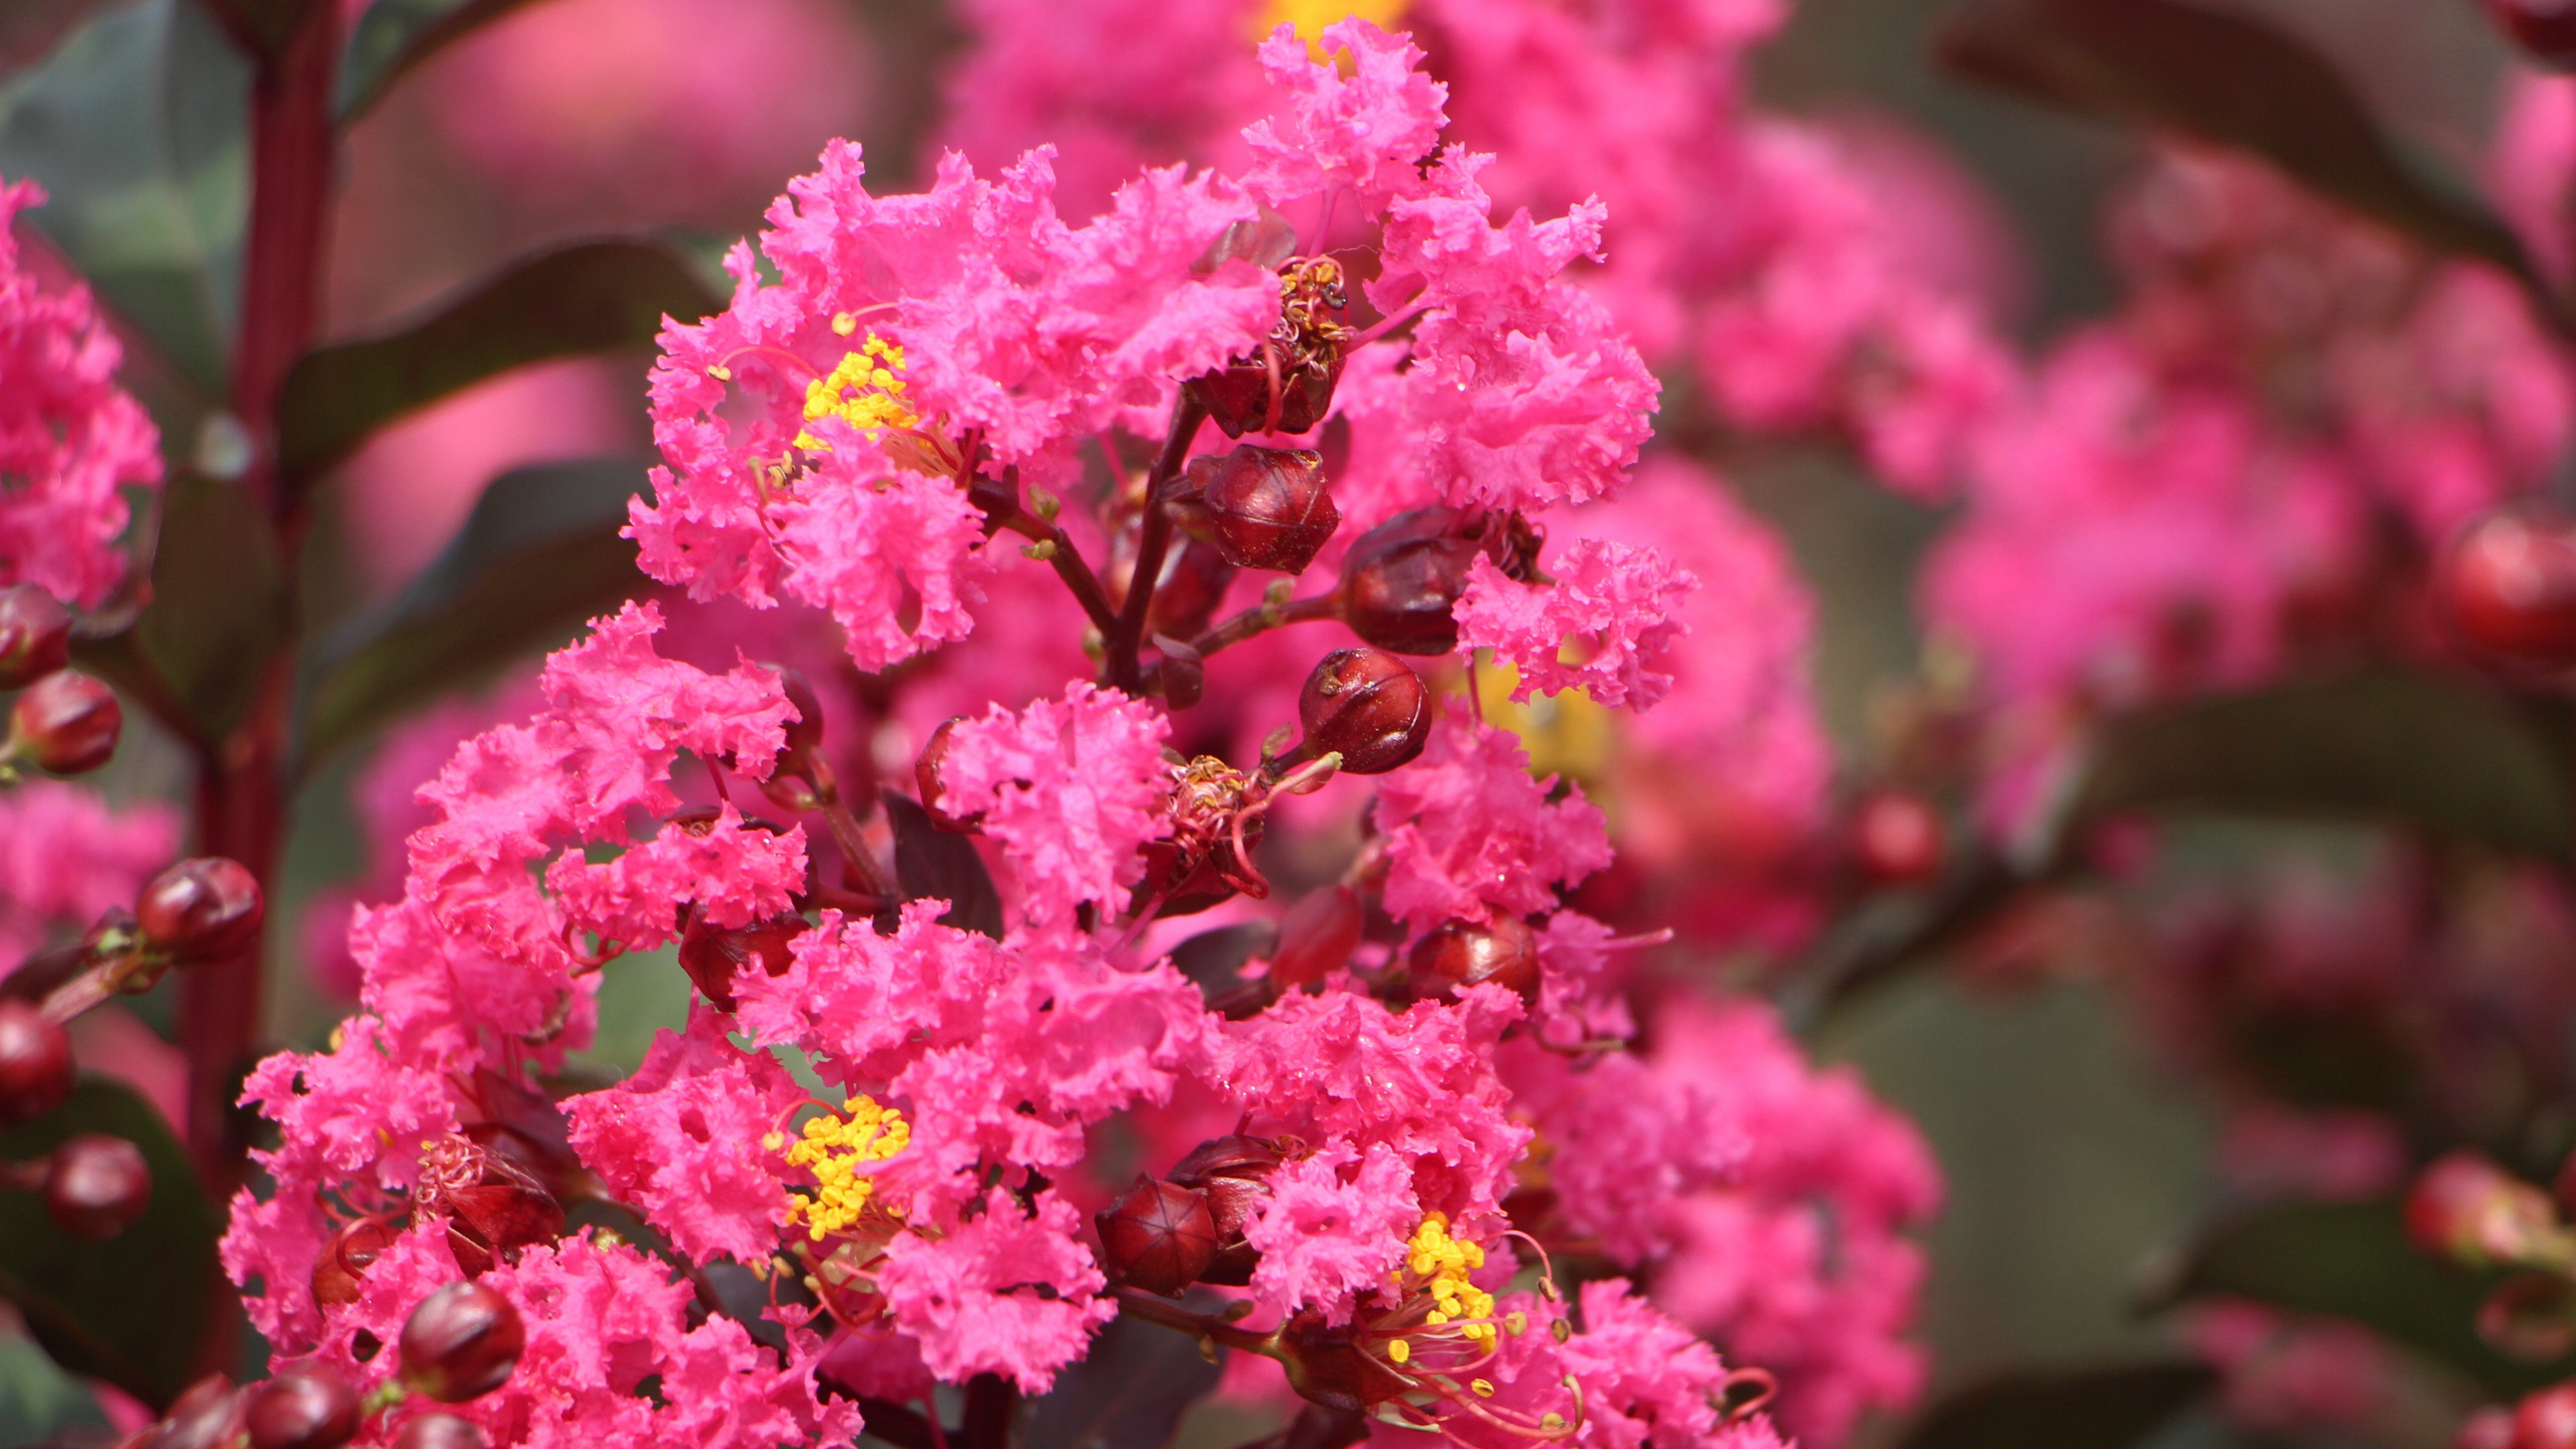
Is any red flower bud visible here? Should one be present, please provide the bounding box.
[44,1132,149,1238]
[137,857,265,965]
[400,1281,527,1403]
[9,670,121,775]
[1407,914,1541,1005]
[415,1135,564,1275]
[392,1415,489,1449]
[916,716,983,834]
[2440,508,2576,667]
[129,1375,244,1449]
[2406,1150,2564,1269]
[0,999,74,1127]
[1851,791,1944,886]
[1334,508,1483,656]
[2518,1384,2576,1449]
[678,908,807,1012]
[1299,649,1428,775]
[243,1365,362,1449]
[1095,1175,1219,1296]
[0,584,71,690]
[2486,0,2576,68]
[1270,885,1364,991]
[313,1216,401,1307]
[1169,1134,1286,1287]
[1186,445,1338,574]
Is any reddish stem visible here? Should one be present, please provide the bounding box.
[1106,398,1209,692]
[233,1,341,519]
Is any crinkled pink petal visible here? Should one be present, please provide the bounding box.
[1373,701,1611,930]
[1455,541,1696,710]
[1243,1142,1420,1324]
[937,682,1172,928]
[875,1187,1115,1392]
[564,1013,806,1263]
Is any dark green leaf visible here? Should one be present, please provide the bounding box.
[2061,669,2576,860]
[1893,1360,2213,1449]
[884,790,1005,940]
[335,0,553,121]
[2151,1197,2575,1398]
[1022,1308,1224,1449]
[1939,0,2544,291]
[0,0,250,394]
[0,1078,222,1411]
[297,455,651,765]
[124,473,287,742]
[274,239,719,489]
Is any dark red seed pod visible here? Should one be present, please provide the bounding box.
[313,1216,401,1307]
[0,583,72,690]
[1144,536,1240,644]
[9,670,121,775]
[1270,885,1364,991]
[243,1364,362,1449]
[392,1415,490,1449]
[131,1376,243,1449]
[916,716,983,834]
[1187,356,1342,439]
[1333,508,1482,657]
[1095,1175,1220,1295]
[0,998,74,1127]
[1169,1134,1285,1286]
[400,1281,527,1403]
[2440,508,2576,667]
[44,1132,150,1238]
[137,857,266,965]
[1407,914,1542,1006]
[2519,1384,2576,1449]
[2487,0,2576,68]
[1851,791,1944,887]
[1187,258,1351,439]
[1298,649,1429,775]
[677,908,808,1012]
[1189,445,1339,574]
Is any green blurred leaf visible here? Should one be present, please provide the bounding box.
[335,0,551,121]
[296,455,650,765]
[125,473,286,742]
[884,790,1005,941]
[2153,1198,2576,1398]
[274,239,717,490]
[2061,669,2575,860]
[1023,1309,1224,1449]
[0,1078,221,1411]
[1892,1360,2213,1449]
[1939,0,2544,292]
[0,1334,110,1447]
[0,0,250,394]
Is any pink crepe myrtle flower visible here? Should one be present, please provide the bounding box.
[1456,540,1697,710]
[875,1187,1119,1391]
[933,683,1173,930]
[1373,701,1613,930]
[0,177,162,608]
[0,780,178,964]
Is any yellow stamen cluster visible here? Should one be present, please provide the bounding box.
[778,1095,909,1242]
[1405,1213,1497,1349]
[1256,0,1408,46]
[795,335,916,451]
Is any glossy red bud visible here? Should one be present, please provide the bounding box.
[2407,1150,2563,1269]
[1334,508,1482,656]
[1299,649,1428,775]
[1096,1175,1220,1295]
[916,716,983,834]
[10,669,121,774]
[1407,914,1542,1006]
[313,1216,400,1307]
[2517,1384,2576,1449]
[243,1364,362,1449]
[129,1375,243,1449]
[1852,791,1944,886]
[0,999,74,1127]
[678,908,807,1012]
[400,1281,527,1403]
[1270,885,1364,991]
[137,857,266,965]
[1169,1134,1285,1286]
[1189,445,1339,574]
[0,583,71,690]
[392,1415,490,1449]
[2441,509,2576,667]
[44,1132,150,1238]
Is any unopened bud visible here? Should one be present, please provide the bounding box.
[1270,885,1364,990]
[677,909,807,1012]
[44,1132,149,1238]
[1095,1175,1219,1296]
[916,717,983,834]
[1169,1135,1286,1287]
[0,584,71,690]
[1334,508,1482,656]
[2406,1150,2565,1269]
[313,1216,400,1307]
[137,858,265,965]
[400,1282,527,1403]
[1407,914,1542,1006]
[391,1415,489,1449]
[242,1364,362,1449]
[1187,445,1338,574]
[0,1000,73,1127]
[1851,791,1944,887]
[2516,1384,2576,1449]
[9,670,120,774]
[2440,508,2576,667]
[1153,637,1206,710]
[1298,649,1429,775]
[131,1375,244,1449]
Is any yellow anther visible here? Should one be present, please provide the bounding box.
[1540,1414,1565,1434]
[1470,1379,1495,1399]
[1504,1311,1527,1337]
[761,1130,785,1152]
[1387,1339,1411,1364]
[832,312,859,337]
[708,364,733,381]
[1401,1214,1498,1348]
[795,335,916,451]
[780,1093,910,1242]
